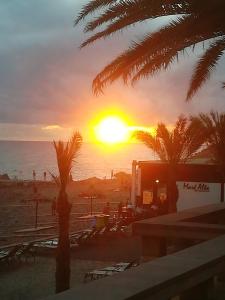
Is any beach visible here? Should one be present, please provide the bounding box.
[0,177,142,300]
[0,177,131,247]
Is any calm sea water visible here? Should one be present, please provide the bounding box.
[0,141,155,180]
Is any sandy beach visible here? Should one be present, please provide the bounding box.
[0,177,130,246]
[0,176,141,300]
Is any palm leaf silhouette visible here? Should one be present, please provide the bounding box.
[76,0,225,99]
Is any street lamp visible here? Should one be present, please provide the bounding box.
[35,197,39,228]
[90,196,93,215]
[88,185,96,216]
[33,184,39,228]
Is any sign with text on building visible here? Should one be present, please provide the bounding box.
[143,190,153,204]
[183,182,210,192]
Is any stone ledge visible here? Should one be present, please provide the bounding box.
[43,234,225,300]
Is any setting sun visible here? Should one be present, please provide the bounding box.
[94,116,129,144]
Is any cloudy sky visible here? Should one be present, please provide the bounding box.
[0,0,225,141]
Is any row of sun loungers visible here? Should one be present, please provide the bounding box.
[0,242,36,264]
[83,261,139,282]
[70,221,126,246]
[33,239,58,249]
[32,221,126,251]
[0,221,128,261]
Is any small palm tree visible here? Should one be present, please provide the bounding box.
[191,111,225,202]
[134,115,204,212]
[53,132,82,293]
[76,1,225,99]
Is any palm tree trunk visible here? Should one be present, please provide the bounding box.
[55,190,71,293]
[220,172,225,203]
[168,167,178,213]
[220,182,224,203]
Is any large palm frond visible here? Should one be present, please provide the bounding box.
[134,115,204,165]
[75,0,115,25]
[191,111,225,169]
[187,37,225,100]
[78,1,190,47]
[134,114,205,213]
[76,0,225,99]
[134,130,167,161]
[93,15,221,94]
[53,132,82,189]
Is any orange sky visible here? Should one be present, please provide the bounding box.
[0,1,225,141]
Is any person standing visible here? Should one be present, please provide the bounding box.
[43,171,47,181]
[91,216,97,229]
[32,170,36,181]
[103,202,110,215]
[127,201,134,218]
[33,184,38,228]
[117,201,123,219]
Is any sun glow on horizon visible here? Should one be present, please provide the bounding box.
[94,116,129,144]
[90,109,157,145]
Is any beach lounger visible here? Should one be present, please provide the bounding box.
[83,260,139,282]
[96,226,107,236]
[77,229,94,245]
[98,261,138,273]
[86,228,103,242]
[115,261,139,270]
[70,232,84,239]
[15,242,36,262]
[69,231,85,245]
[114,221,127,235]
[84,269,115,282]
[108,223,117,233]
[85,226,115,244]
[100,262,130,272]
[70,232,84,247]
[34,239,58,249]
[103,223,114,233]
[106,222,124,235]
[86,228,99,239]
[70,238,79,247]
[0,245,22,264]
[80,230,95,244]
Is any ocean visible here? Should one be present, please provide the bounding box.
[0,140,221,212]
[0,141,155,181]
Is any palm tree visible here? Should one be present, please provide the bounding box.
[53,132,82,293]
[191,111,225,202]
[134,115,204,212]
[76,1,225,99]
